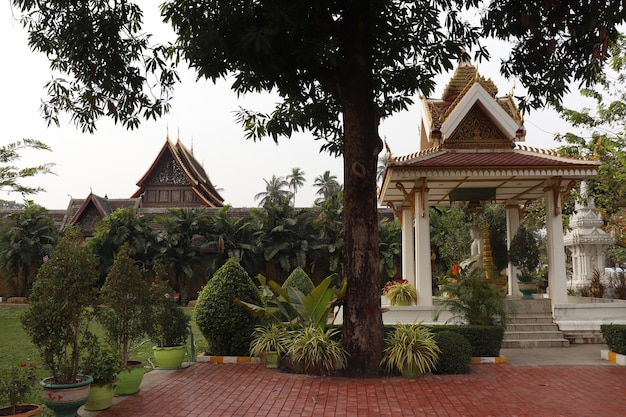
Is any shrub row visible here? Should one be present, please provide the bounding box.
[601,324,626,355]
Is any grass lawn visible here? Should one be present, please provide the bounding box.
[0,304,206,409]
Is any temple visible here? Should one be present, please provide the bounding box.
[60,136,224,235]
[378,61,601,309]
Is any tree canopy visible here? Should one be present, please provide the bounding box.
[11,0,626,377]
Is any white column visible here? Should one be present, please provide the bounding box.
[544,185,568,306]
[401,208,415,287]
[414,184,433,306]
[506,202,521,297]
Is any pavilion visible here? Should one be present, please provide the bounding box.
[378,62,601,310]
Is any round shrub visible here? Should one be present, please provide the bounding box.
[194,258,262,356]
[282,267,315,295]
[433,330,472,374]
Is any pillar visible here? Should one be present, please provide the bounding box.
[401,207,415,287]
[414,183,433,306]
[505,201,520,297]
[544,184,568,306]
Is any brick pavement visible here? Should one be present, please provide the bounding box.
[92,361,626,417]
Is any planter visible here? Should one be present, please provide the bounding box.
[518,282,537,300]
[40,375,93,417]
[153,345,186,370]
[115,362,145,396]
[263,351,280,369]
[84,381,116,411]
[401,363,423,378]
[0,404,43,417]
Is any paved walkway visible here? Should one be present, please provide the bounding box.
[83,345,626,417]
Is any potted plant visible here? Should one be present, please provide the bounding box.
[384,279,418,306]
[288,325,345,375]
[0,363,42,416]
[21,226,97,417]
[381,323,440,378]
[80,338,119,411]
[147,279,191,370]
[249,323,292,369]
[508,226,540,299]
[98,243,150,395]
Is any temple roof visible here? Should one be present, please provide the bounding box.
[131,138,224,207]
[420,62,525,148]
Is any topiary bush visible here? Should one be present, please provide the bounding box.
[195,258,262,356]
[282,267,315,295]
[601,324,626,354]
[433,330,472,374]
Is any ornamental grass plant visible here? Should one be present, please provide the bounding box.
[381,323,440,377]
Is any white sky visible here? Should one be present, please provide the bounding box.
[1,3,590,210]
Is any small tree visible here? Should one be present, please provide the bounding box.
[508,226,540,283]
[99,243,150,369]
[21,226,98,384]
[194,258,262,356]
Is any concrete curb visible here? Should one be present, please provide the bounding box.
[470,356,507,364]
[196,354,261,364]
[601,349,626,365]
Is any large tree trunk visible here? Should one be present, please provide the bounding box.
[339,3,384,378]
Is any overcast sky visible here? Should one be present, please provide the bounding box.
[1,3,589,210]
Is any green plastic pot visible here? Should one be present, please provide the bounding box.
[153,345,186,370]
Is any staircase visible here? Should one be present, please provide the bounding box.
[502,298,570,348]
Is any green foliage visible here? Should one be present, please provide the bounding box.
[237,274,347,330]
[289,325,345,376]
[282,267,315,296]
[155,207,212,305]
[432,331,472,374]
[0,139,54,195]
[437,263,511,326]
[88,207,158,283]
[381,324,440,377]
[249,323,292,357]
[21,226,98,384]
[378,218,401,281]
[0,200,58,297]
[384,280,418,306]
[80,337,119,385]
[508,226,541,283]
[0,362,37,412]
[601,324,626,355]
[147,279,191,347]
[194,258,262,356]
[98,242,151,369]
[430,325,505,357]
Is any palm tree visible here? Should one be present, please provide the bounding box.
[313,171,341,203]
[155,207,211,304]
[0,200,58,297]
[286,167,306,206]
[254,175,291,206]
[88,207,159,283]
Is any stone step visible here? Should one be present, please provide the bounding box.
[501,339,570,349]
[507,323,561,332]
[509,315,555,324]
[504,330,567,340]
[506,298,552,315]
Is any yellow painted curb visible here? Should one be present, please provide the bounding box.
[470,356,507,364]
[601,349,626,365]
[196,354,261,364]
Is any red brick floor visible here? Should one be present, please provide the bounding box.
[96,363,626,417]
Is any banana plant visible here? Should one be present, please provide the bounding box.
[236,274,347,329]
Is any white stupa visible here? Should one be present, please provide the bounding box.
[564,181,616,289]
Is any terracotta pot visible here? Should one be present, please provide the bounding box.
[0,404,43,417]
